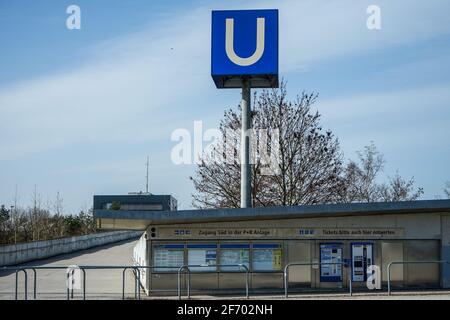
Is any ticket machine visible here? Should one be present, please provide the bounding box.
[351,243,373,282]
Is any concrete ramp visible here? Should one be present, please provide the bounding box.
[0,238,141,300]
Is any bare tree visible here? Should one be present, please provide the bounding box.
[28,185,55,241]
[444,181,450,199]
[54,191,64,216]
[191,84,424,208]
[340,142,384,202]
[340,143,423,202]
[53,191,66,237]
[191,82,343,208]
[379,173,424,202]
[0,205,11,243]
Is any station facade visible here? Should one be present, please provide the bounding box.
[94,199,450,295]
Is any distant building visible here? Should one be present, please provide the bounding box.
[93,193,177,213]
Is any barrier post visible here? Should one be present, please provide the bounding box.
[15,269,19,300]
[133,267,141,300]
[71,269,74,299]
[239,264,249,299]
[133,269,137,299]
[348,265,352,296]
[187,269,191,299]
[66,271,70,300]
[284,262,347,299]
[82,268,86,300]
[122,268,126,300]
[284,264,289,298]
[177,265,188,300]
[23,269,28,300]
[387,262,392,296]
[32,268,37,300]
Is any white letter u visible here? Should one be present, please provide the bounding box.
[225,18,265,66]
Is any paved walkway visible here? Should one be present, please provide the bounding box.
[0,238,139,300]
[147,291,450,300]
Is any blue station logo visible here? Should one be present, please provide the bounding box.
[211,9,279,88]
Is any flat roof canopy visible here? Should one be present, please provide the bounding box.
[94,200,450,228]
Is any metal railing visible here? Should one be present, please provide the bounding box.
[1,267,30,300]
[177,264,250,300]
[4,260,449,299]
[284,262,352,298]
[15,268,28,300]
[1,265,143,300]
[79,265,142,300]
[387,260,449,295]
[127,265,187,299]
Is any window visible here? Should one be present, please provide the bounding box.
[187,244,217,272]
[219,244,250,271]
[121,204,163,211]
[153,244,184,272]
[252,244,282,271]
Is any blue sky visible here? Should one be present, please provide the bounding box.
[0,0,449,213]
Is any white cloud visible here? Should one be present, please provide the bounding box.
[277,0,450,71]
[317,83,450,150]
[1,0,449,160]
[0,5,213,160]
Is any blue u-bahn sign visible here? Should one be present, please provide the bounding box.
[211,9,279,89]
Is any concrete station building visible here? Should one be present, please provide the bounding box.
[94,195,450,295]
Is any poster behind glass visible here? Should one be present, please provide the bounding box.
[252,248,282,271]
[154,247,184,272]
[220,249,249,271]
[188,249,217,271]
[320,243,343,282]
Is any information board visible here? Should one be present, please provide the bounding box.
[320,243,343,282]
[188,249,217,271]
[154,247,184,272]
[252,248,282,271]
[220,249,249,271]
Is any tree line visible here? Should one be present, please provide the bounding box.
[0,191,95,245]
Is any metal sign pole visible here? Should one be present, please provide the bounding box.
[212,9,278,208]
[241,77,252,208]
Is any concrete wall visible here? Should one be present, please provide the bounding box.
[0,230,143,266]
